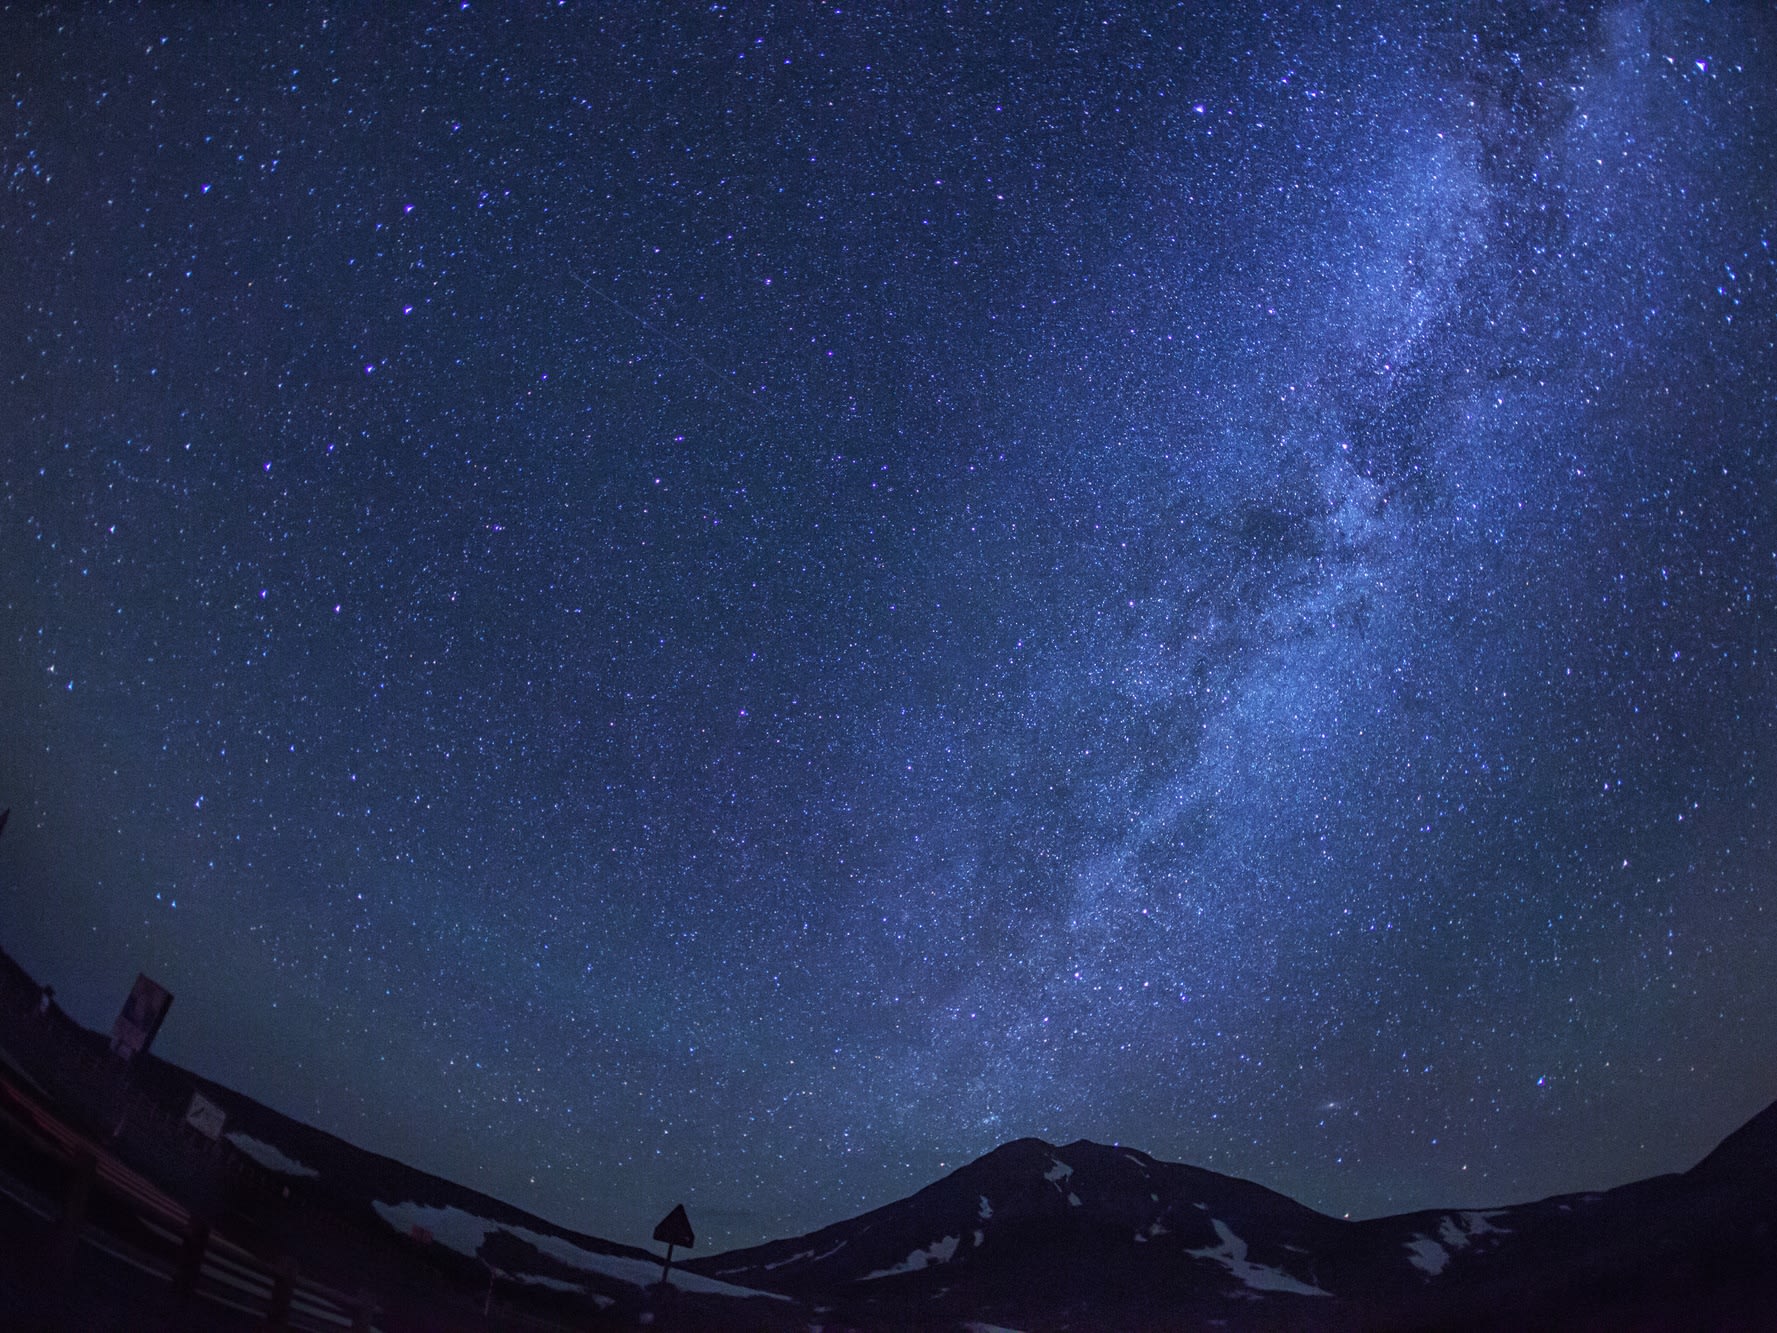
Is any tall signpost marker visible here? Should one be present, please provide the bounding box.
[106,972,174,1138]
[652,1203,695,1286]
[110,973,174,1060]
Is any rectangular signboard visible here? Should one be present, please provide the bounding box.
[110,973,173,1060]
[184,1091,227,1140]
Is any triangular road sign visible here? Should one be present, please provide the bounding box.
[652,1203,695,1249]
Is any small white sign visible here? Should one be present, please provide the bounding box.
[184,1091,227,1140]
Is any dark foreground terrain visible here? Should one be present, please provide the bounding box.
[3,946,1775,1330]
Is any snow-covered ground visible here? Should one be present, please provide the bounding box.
[371,1200,789,1301]
[1186,1219,1331,1297]
[863,1234,960,1280]
[225,1131,319,1177]
[1405,1210,1509,1277]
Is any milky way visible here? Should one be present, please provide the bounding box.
[3,4,1773,1251]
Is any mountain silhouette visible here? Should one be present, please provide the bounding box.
[689,1118,1777,1329]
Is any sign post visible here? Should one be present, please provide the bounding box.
[652,1203,695,1286]
[107,972,174,1139]
[110,973,174,1061]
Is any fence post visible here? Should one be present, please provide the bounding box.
[49,1147,96,1282]
[352,1290,378,1331]
[267,1253,298,1329]
[174,1215,212,1300]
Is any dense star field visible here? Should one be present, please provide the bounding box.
[2,3,1773,1253]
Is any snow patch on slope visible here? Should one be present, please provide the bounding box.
[372,1201,787,1300]
[226,1132,319,1177]
[1405,1236,1450,1275]
[1187,1219,1330,1297]
[513,1273,582,1293]
[1407,1210,1510,1277]
[718,1236,847,1278]
[1043,1157,1073,1184]
[1441,1210,1508,1247]
[863,1234,960,1280]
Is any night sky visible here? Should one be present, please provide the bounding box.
[3,2,1774,1254]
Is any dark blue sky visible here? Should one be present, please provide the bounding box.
[3,2,1773,1252]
